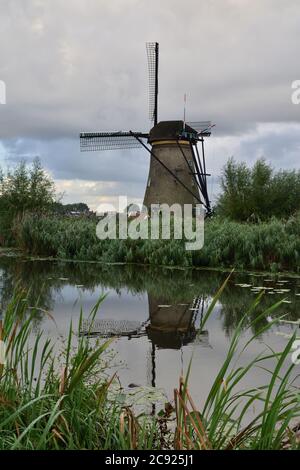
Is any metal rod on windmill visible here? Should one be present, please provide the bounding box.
[79,42,213,216]
[183,93,187,131]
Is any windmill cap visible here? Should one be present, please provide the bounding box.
[148,120,197,144]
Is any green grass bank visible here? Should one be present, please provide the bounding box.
[12,213,300,273]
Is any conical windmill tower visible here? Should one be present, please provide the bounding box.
[80,43,213,214]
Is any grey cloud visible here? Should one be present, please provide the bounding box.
[1,0,300,139]
[1,138,149,183]
[0,0,300,205]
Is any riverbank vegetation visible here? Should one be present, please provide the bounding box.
[14,212,300,272]
[1,158,300,273]
[0,280,299,450]
[216,158,300,221]
[0,158,55,246]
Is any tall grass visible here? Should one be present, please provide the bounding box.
[194,215,300,272]
[0,279,300,449]
[173,276,300,450]
[0,291,157,450]
[14,213,300,272]
[16,213,192,266]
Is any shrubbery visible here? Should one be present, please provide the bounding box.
[2,158,300,272]
[0,158,55,245]
[216,158,300,221]
[17,213,300,272]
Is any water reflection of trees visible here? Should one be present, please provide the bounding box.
[219,276,300,335]
[0,257,299,335]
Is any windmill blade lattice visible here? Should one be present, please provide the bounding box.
[146,42,159,125]
[80,131,148,152]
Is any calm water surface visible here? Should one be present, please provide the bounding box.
[0,256,299,406]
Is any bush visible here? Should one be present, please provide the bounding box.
[0,159,55,246]
[216,158,300,221]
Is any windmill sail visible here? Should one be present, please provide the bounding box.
[80,131,148,151]
[146,42,159,125]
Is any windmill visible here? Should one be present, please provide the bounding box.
[80,42,213,215]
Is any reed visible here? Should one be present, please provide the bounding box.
[15,212,300,272]
[0,291,157,450]
[173,276,300,450]
[0,280,299,449]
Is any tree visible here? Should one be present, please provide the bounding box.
[248,159,272,219]
[29,158,55,211]
[216,158,300,221]
[0,158,55,244]
[217,158,251,221]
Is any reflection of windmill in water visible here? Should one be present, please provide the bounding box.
[146,296,208,350]
[80,294,210,389]
[80,42,213,214]
[145,295,210,391]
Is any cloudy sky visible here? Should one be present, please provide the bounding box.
[0,0,299,209]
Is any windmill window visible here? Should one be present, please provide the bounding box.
[148,177,151,187]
